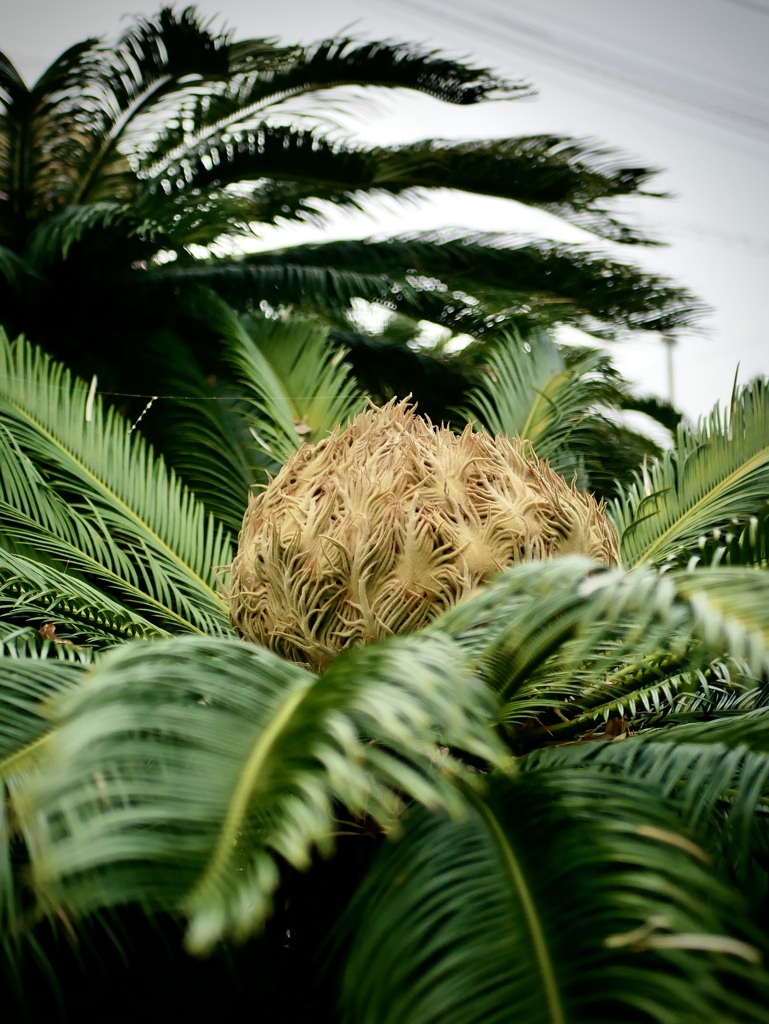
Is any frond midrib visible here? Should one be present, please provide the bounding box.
[0,728,54,779]
[623,445,769,567]
[1,504,207,634]
[518,374,571,448]
[185,678,313,904]
[70,72,174,205]
[472,791,565,1024]
[3,394,227,618]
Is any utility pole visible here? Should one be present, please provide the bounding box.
[661,334,676,406]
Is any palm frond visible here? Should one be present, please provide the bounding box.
[222,309,366,464]
[147,125,386,233]
[0,41,104,223]
[688,503,769,569]
[239,34,525,108]
[138,188,259,248]
[361,231,703,333]
[0,546,165,645]
[459,329,659,489]
[64,9,294,208]
[368,134,662,245]
[0,246,41,289]
[0,52,26,100]
[180,232,702,336]
[146,129,660,245]
[142,35,527,179]
[24,203,137,265]
[339,772,769,1024]
[0,330,234,637]
[429,557,769,747]
[0,436,193,639]
[523,711,769,882]
[619,391,683,433]
[323,320,470,419]
[150,252,413,315]
[612,377,769,568]
[0,621,90,659]
[178,288,366,465]
[19,631,502,954]
[135,326,272,534]
[459,327,566,443]
[0,645,88,948]
[567,416,665,502]
[0,649,87,776]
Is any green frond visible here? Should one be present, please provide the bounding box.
[0,467,193,639]
[146,124,376,230]
[523,712,769,881]
[0,42,106,227]
[140,189,258,247]
[612,378,769,568]
[328,320,471,419]
[150,251,412,315]
[222,309,366,465]
[0,330,234,637]
[632,704,769,748]
[0,52,25,99]
[255,35,526,108]
[566,416,664,502]
[0,648,88,945]
[1,621,83,659]
[66,8,295,208]
[0,546,165,645]
[146,129,659,245]
[459,329,656,488]
[139,35,525,183]
[24,203,136,265]
[339,772,769,1024]
[135,326,272,534]
[369,134,663,245]
[0,652,87,775]
[429,557,769,747]
[619,391,683,434]
[459,327,566,447]
[0,246,41,289]
[688,503,769,568]
[190,233,702,336]
[174,290,365,467]
[18,631,502,954]
[370,232,703,334]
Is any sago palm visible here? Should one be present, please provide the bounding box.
[0,6,702,423]
[1,319,769,1022]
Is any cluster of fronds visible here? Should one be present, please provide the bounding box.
[0,6,704,426]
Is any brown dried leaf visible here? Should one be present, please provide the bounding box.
[39,622,75,646]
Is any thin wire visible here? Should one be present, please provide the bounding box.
[510,0,768,99]
[0,374,338,402]
[372,0,769,143]
[663,222,769,256]
[718,0,769,15]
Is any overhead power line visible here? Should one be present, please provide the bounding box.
[510,0,768,101]
[373,0,769,144]
[718,0,769,15]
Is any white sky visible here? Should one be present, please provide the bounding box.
[4,0,768,420]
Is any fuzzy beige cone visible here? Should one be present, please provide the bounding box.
[228,400,619,670]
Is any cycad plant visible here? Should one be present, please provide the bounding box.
[1,318,769,1023]
[0,6,702,423]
